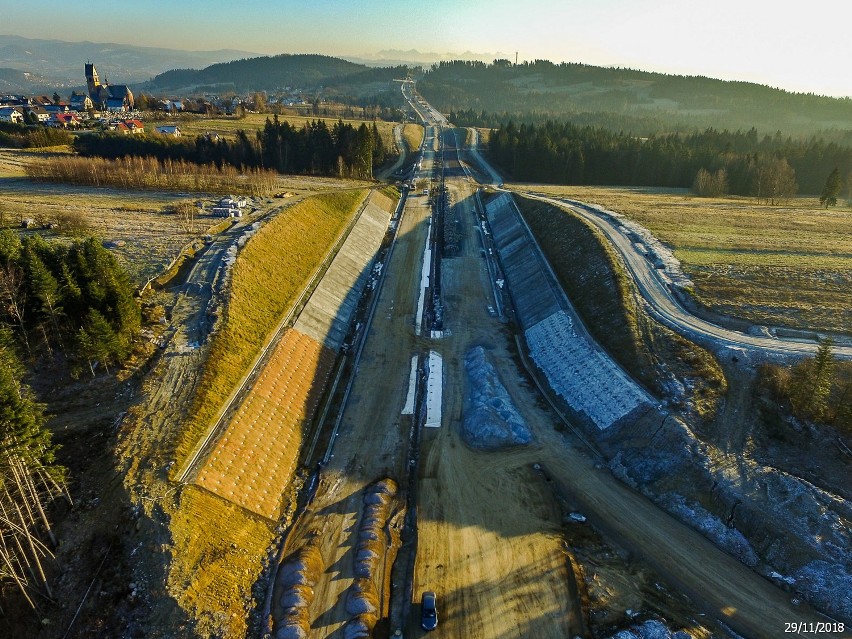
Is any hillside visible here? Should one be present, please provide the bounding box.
[0,34,257,90]
[418,59,852,139]
[0,67,61,93]
[147,53,417,98]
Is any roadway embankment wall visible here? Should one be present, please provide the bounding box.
[484,192,651,430]
[295,191,395,350]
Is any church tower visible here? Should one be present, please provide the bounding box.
[85,62,101,98]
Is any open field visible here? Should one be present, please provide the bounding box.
[0,149,371,285]
[514,185,852,335]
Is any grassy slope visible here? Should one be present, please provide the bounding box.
[175,188,368,466]
[402,123,424,152]
[166,188,369,638]
[515,193,726,419]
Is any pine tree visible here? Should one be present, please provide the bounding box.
[790,337,835,420]
[77,308,120,376]
[819,167,841,208]
[0,327,67,606]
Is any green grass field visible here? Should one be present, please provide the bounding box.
[517,185,852,335]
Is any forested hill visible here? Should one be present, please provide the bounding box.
[148,53,416,96]
[418,59,852,140]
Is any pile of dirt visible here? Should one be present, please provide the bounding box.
[462,346,532,450]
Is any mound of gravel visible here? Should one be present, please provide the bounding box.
[343,613,377,639]
[279,584,313,610]
[275,624,308,639]
[346,578,378,616]
[462,346,532,450]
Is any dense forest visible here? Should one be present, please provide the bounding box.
[73,117,388,180]
[419,59,852,141]
[0,231,140,373]
[488,121,852,195]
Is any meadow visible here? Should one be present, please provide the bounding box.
[518,185,852,335]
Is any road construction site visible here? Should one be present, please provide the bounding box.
[253,87,841,639]
[101,82,845,639]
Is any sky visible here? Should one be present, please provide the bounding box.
[2,0,851,97]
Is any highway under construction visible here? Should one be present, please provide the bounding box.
[244,83,835,639]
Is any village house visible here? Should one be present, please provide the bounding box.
[69,92,94,112]
[155,124,181,137]
[23,105,50,123]
[49,112,81,129]
[0,106,24,124]
[0,95,26,107]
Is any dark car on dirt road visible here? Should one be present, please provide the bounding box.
[421,590,438,631]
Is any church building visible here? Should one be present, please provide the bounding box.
[85,62,134,112]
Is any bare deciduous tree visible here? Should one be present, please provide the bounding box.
[750,155,797,205]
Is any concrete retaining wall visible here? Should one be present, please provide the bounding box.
[294,193,393,350]
[485,193,651,430]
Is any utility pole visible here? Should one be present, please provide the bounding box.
[515,51,518,65]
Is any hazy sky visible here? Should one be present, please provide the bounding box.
[3,0,851,96]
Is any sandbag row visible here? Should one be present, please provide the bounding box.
[342,478,398,639]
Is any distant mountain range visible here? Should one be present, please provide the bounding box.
[2,35,850,142]
[0,34,259,93]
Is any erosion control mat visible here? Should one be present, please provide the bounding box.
[195,329,335,518]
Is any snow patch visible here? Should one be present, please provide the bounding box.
[659,494,759,567]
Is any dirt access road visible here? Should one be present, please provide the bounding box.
[410,164,583,639]
[277,126,581,639]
